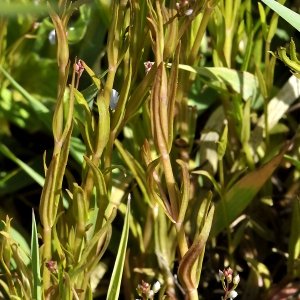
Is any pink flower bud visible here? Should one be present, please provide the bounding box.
[75,59,84,77]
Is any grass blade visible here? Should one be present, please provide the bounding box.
[261,0,300,32]
[106,196,131,300]
[31,210,41,300]
[0,65,52,132]
[0,144,44,187]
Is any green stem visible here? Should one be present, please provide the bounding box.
[160,153,179,220]
[104,131,115,195]
[188,288,200,300]
[264,41,270,147]
[219,159,225,190]
[188,5,214,65]
[43,226,52,293]
[219,160,234,265]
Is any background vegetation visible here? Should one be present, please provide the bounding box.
[0,0,300,299]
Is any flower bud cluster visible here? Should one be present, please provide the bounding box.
[45,260,57,273]
[144,61,154,74]
[219,267,240,300]
[75,59,85,78]
[136,280,161,300]
[175,0,194,16]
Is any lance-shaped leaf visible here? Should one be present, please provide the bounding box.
[151,63,169,151]
[81,60,101,90]
[52,60,70,143]
[177,159,190,224]
[61,272,72,299]
[0,144,44,187]
[11,243,32,299]
[60,63,76,143]
[70,208,117,277]
[258,2,268,39]
[95,94,110,157]
[111,64,132,133]
[31,210,41,300]
[52,211,66,267]
[167,42,180,151]
[69,225,112,285]
[53,123,74,224]
[39,154,58,228]
[217,123,228,160]
[107,197,131,300]
[146,157,175,223]
[290,39,300,65]
[195,191,212,238]
[163,6,178,60]
[48,3,69,70]
[178,205,214,292]
[73,183,89,261]
[210,142,290,238]
[172,64,259,101]
[123,63,156,126]
[84,156,109,230]
[261,0,300,32]
[115,139,152,207]
[74,89,95,153]
[0,65,52,132]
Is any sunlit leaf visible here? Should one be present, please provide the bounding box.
[210,143,289,238]
[261,0,300,32]
[172,64,259,101]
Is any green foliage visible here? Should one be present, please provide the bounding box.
[0,0,299,299]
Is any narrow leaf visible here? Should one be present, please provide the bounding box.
[178,205,214,291]
[0,144,44,187]
[261,0,300,32]
[107,196,131,300]
[31,210,41,300]
[173,64,259,101]
[210,143,289,238]
[81,60,101,90]
[217,124,228,160]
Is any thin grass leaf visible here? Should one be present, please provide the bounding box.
[0,144,44,187]
[261,0,300,32]
[31,210,41,300]
[115,139,152,207]
[0,65,52,132]
[106,196,131,300]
